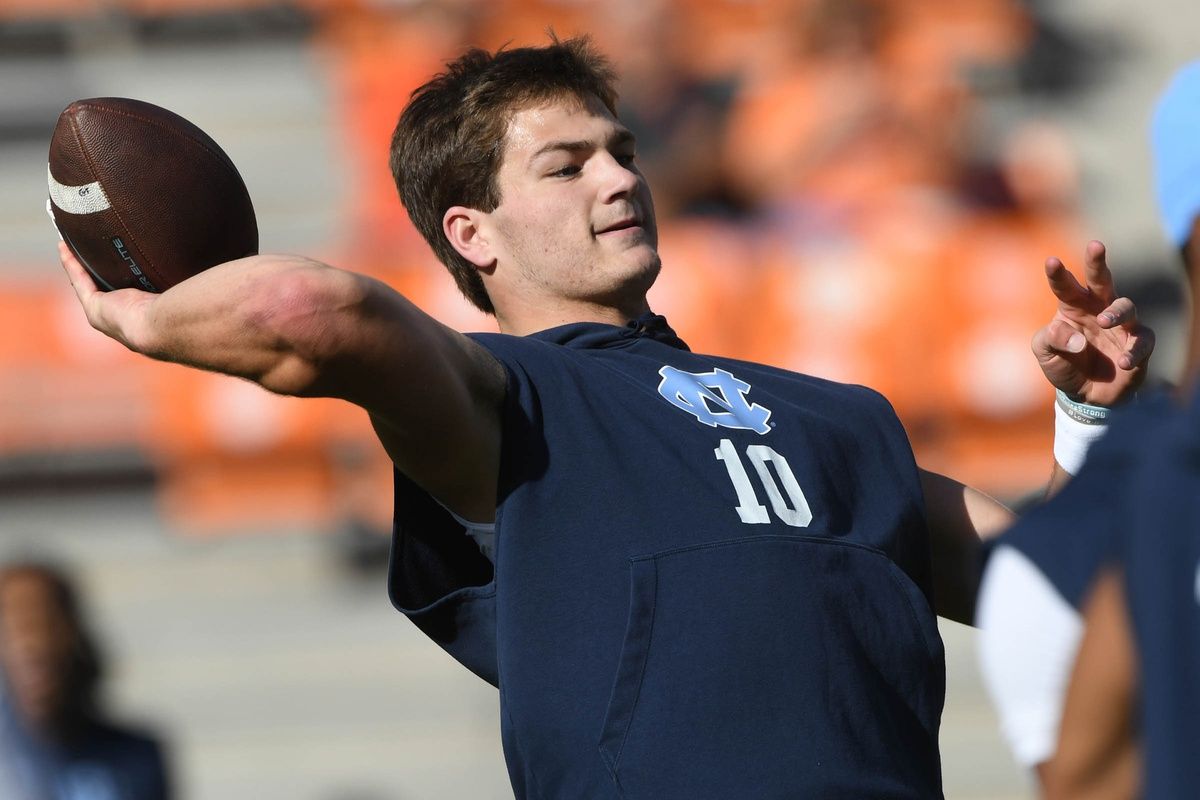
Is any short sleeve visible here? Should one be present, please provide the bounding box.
[388,468,498,685]
[976,544,1083,767]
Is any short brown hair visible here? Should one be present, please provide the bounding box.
[390,36,619,314]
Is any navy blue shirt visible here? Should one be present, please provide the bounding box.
[1119,389,1200,799]
[390,315,944,799]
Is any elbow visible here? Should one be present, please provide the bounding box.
[250,265,371,397]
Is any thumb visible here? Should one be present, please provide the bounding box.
[1032,319,1086,363]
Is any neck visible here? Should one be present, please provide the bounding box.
[493,295,653,336]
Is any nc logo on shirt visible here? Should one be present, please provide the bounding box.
[657,366,772,434]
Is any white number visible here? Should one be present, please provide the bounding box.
[714,438,812,528]
[714,438,770,523]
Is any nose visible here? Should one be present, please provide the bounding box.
[599,151,640,203]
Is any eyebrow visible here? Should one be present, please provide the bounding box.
[528,129,636,167]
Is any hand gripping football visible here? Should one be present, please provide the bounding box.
[47,97,258,292]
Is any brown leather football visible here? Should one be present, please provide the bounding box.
[47,97,258,292]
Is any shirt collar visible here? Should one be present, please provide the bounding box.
[528,313,690,351]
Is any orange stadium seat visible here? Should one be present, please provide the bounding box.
[915,211,1075,494]
[722,55,949,213]
[0,281,158,455]
[882,0,1033,72]
[1,275,382,536]
[668,0,790,79]
[316,3,472,255]
[741,204,952,417]
[147,363,348,535]
[475,0,597,50]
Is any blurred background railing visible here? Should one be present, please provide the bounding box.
[0,1,1196,797]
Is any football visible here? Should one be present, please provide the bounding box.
[47,97,258,292]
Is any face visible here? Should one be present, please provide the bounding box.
[482,94,660,314]
[0,573,76,728]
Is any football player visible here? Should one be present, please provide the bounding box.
[59,38,1150,798]
[977,60,1200,790]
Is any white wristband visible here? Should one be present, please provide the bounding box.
[1053,401,1109,475]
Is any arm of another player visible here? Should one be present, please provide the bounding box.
[1044,567,1140,800]
[58,242,505,522]
[1031,241,1154,494]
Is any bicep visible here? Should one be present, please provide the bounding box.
[919,468,1015,624]
[315,275,506,521]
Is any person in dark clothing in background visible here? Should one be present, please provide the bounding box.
[0,561,171,800]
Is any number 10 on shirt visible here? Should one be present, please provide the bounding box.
[714,438,813,528]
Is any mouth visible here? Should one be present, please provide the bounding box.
[596,217,642,236]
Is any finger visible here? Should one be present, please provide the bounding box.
[1044,256,1087,305]
[58,241,99,301]
[1083,240,1116,305]
[1098,297,1137,328]
[1118,326,1155,370]
[1033,318,1087,359]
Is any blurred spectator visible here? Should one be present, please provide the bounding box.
[594,0,744,219]
[0,561,171,800]
[723,0,897,221]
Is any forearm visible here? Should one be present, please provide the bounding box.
[61,242,505,519]
[1046,459,1074,498]
[121,256,364,396]
[920,469,1016,624]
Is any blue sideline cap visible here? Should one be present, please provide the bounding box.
[1152,61,1200,248]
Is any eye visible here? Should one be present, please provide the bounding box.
[615,152,637,168]
[549,164,582,178]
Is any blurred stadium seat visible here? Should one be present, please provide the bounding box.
[0,0,1124,536]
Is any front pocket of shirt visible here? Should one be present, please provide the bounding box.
[597,535,945,800]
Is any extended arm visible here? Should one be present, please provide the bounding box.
[919,469,1014,624]
[59,242,505,521]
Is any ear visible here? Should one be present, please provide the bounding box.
[443,206,497,273]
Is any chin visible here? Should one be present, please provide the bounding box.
[624,243,661,278]
[637,250,663,286]
[614,252,663,305]
[581,256,660,310]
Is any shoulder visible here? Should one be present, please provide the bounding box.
[702,351,899,411]
[466,331,594,379]
[1119,396,1200,568]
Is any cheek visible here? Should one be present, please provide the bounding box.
[528,205,588,253]
[509,213,563,257]
[640,181,657,220]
